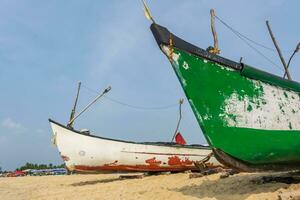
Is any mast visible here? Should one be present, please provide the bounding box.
[68,82,81,128]
[209,9,220,54]
[284,43,300,78]
[266,20,292,80]
[67,86,111,127]
[142,0,155,23]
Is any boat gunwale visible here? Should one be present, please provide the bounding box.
[150,23,300,92]
[48,119,210,149]
[150,23,242,71]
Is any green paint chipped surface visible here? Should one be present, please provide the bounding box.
[162,46,300,165]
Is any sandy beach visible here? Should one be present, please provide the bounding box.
[1,172,300,200]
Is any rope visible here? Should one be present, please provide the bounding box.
[215,15,293,53]
[171,98,184,142]
[215,15,285,72]
[81,84,179,111]
[104,96,179,110]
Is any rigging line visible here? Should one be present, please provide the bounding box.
[81,84,179,110]
[215,15,293,53]
[215,15,284,72]
[105,96,179,110]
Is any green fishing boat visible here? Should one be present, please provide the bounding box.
[149,23,300,171]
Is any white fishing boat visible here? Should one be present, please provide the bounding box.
[49,119,221,173]
[49,84,221,173]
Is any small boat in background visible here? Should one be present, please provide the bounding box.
[49,119,221,173]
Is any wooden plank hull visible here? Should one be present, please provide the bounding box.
[49,120,221,173]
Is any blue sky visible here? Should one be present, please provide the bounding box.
[0,0,299,170]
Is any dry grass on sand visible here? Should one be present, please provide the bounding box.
[1,172,300,200]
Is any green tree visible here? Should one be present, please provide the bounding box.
[16,162,66,171]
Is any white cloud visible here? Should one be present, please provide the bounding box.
[1,118,24,130]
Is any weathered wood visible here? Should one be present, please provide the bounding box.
[119,174,144,179]
[209,9,220,54]
[67,86,111,126]
[68,82,81,128]
[145,171,171,176]
[266,20,292,80]
[284,42,300,78]
[189,173,203,179]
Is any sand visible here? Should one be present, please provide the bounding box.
[1,172,300,200]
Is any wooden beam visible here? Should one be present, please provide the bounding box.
[68,86,111,127]
[209,9,220,54]
[266,20,292,80]
[68,82,81,128]
[284,42,300,78]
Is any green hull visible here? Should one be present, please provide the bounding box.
[150,24,300,167]
[168,47,300,165]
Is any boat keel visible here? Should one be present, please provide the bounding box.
[213,148,300,172]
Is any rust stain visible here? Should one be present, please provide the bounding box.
[73,164,197,172]
[104,160,118,166]
[72,159,221,172]
[145,157,162,166]
[168,156,193,166]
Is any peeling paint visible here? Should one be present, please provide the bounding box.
[145,157,162,166]
[73,164,197,172]
[49,120,221,173]
[183,61,189,70]
[222,80,300,130]
[168,156,193,166]
[165,46,300,164]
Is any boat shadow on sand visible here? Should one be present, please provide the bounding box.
[71,177,122,186]
[172,172,300,200]
[70,174,145,186]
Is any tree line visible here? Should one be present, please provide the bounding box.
[15,163,65,171]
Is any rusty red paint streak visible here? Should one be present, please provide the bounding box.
[61,155,70,161]
[168,156,193,166]
[121,150,207,157]
[145,157,162,166]
[104,160,118,166]
[73,164,198,172]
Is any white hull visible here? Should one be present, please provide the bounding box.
[49,119,221,172]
